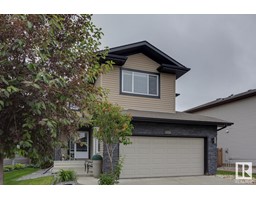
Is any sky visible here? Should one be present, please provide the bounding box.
[92,15,256,111]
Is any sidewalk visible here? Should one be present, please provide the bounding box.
[77,176,98,185]
[17,168,53,181]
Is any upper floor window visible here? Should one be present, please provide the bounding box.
[121,69,159,97]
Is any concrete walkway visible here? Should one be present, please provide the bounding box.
[77,175,238,185]
[77,176,99,185]
[17,168,53,181]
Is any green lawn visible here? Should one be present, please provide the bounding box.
[217,170,256,179]
[4,168,54,185]
[12,176,54,185]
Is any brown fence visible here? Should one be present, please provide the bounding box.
[217,148,223,167]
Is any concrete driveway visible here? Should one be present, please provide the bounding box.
[118,176,236,185]
[77,175,237,185]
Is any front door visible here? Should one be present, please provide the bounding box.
[74,131,89,159]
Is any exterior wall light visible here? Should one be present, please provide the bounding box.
[211,137,217,144]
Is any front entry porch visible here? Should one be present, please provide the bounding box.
[70,131,89,159]
[54,127,102,161]
[53,127,102,176]
[52,160,92,176]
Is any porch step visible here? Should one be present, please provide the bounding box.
[54,160,86,167]
[53,160,92,176]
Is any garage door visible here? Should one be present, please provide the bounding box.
[120,137,204,178]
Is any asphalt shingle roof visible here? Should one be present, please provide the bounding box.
[124,109,233,127]
[186,89,256,113]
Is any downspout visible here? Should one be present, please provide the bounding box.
[217,125,229,167]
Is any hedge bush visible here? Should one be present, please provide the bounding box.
[98,173,116,185]
[4,165,14,172]
[39,160,54,169]
[98,158,124,185]
[14,163,26,170]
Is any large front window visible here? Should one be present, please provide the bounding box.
[122,69,159,97]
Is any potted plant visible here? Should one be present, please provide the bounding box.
[91,154,103,178]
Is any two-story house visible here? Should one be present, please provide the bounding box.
[55,41,233,178]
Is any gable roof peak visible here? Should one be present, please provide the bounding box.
[108,41,190,79]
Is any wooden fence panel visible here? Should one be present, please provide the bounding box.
[217,148,223,167]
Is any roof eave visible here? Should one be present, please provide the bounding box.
[157,64,190,79]
[186,90,256,113]
[132,116,233,127]
[108,41,190,79]
[105,54,128,66]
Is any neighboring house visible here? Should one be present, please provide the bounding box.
[56,41,233,178]
[186,89,256,166]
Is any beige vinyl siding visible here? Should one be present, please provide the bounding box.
[124,53,159,72]
[94,74,102,87]
[101,53,176,113]
[98,141,104,156]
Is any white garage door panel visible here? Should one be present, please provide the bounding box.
[120,137,204,178]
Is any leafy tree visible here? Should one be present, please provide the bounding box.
[90,101,133,174]
[0,14,112,184]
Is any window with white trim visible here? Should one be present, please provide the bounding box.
[122,69,159,97]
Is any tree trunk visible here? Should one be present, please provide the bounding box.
[0,154,3,185]
[106,145,113,173]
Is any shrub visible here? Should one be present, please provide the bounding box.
[14,163,26,170]
[4,164,26,172]
[26,164,39,168]
[54,169,77,184]
[114,158,123,181]
[31,156,54,169]
[40,160,54,169]
[4,165,14,172]
[98,173,116,185]
[98,158,124,185]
